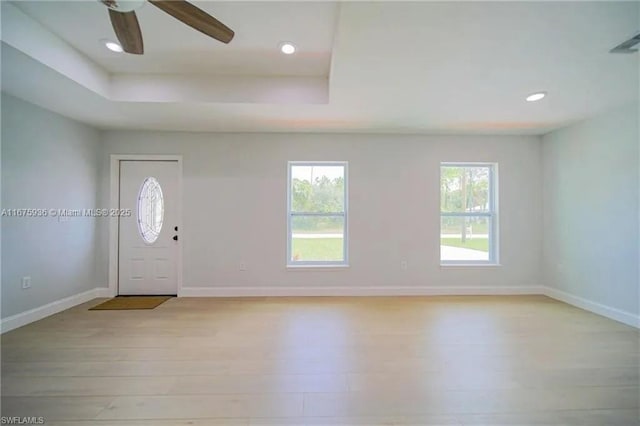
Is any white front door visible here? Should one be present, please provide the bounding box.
[118,160,179,295]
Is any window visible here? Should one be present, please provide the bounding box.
[288,162,348,266]
[440,163,498,265]
[137,177,164,244]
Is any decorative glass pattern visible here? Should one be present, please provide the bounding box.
[137,177,164,244]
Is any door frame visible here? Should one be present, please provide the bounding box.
[108,154,183,297]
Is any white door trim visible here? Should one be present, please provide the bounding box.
[108,154,183,297]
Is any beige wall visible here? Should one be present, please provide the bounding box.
[543,103,639,315]
[1,94,101,318]
[97,131,543,293]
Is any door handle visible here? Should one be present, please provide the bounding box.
[173,235,178,241]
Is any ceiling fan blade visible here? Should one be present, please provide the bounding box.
[108,9,144,54]
[149,0,234,44]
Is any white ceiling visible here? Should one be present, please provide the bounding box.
[13,1,337,76]
[1,1,639,134]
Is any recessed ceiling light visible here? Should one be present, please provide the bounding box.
[104,40,123,53]
[526,92,547,102]
[280,42,296,55]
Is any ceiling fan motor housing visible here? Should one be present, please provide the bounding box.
[101,0,145,13]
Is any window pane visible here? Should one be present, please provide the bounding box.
[441,216,490,261]
[291,165,345,213]
[441,166,490,213]
[291,215,344,262]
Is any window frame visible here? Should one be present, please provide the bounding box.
[440,162,499,266]
[287,161,349,268]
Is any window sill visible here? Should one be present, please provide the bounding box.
[286,264,350,271]
[440,263,501,268]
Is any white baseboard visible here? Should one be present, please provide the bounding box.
[1,287,110,334]
[94,287,113,298]
[179,285,545,297]
[543,286,640,328]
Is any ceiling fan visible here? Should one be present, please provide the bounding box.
[101,0,234,55]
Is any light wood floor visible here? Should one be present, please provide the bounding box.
[1,295,639,425]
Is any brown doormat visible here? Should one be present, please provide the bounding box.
[90,296,173,310]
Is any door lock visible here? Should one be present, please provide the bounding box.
[173,235,178,241]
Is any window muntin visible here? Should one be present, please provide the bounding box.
[137,177,164,244]
[440,163,498,265]
[288,162,348,266]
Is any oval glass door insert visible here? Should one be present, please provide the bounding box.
[137,177,164,244]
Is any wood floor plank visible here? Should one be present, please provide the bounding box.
[251,416,463,425]
[45,420,249,426]
[1,396,114,420]
[302,387,639,416]
[168,373,349,394]
[95,394,304,420]
[1,376,176,397]
[458,409,640,425]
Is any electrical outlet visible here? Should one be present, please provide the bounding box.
[400,260,408,270]
[21,276,31,289]
[239,262,247,271]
